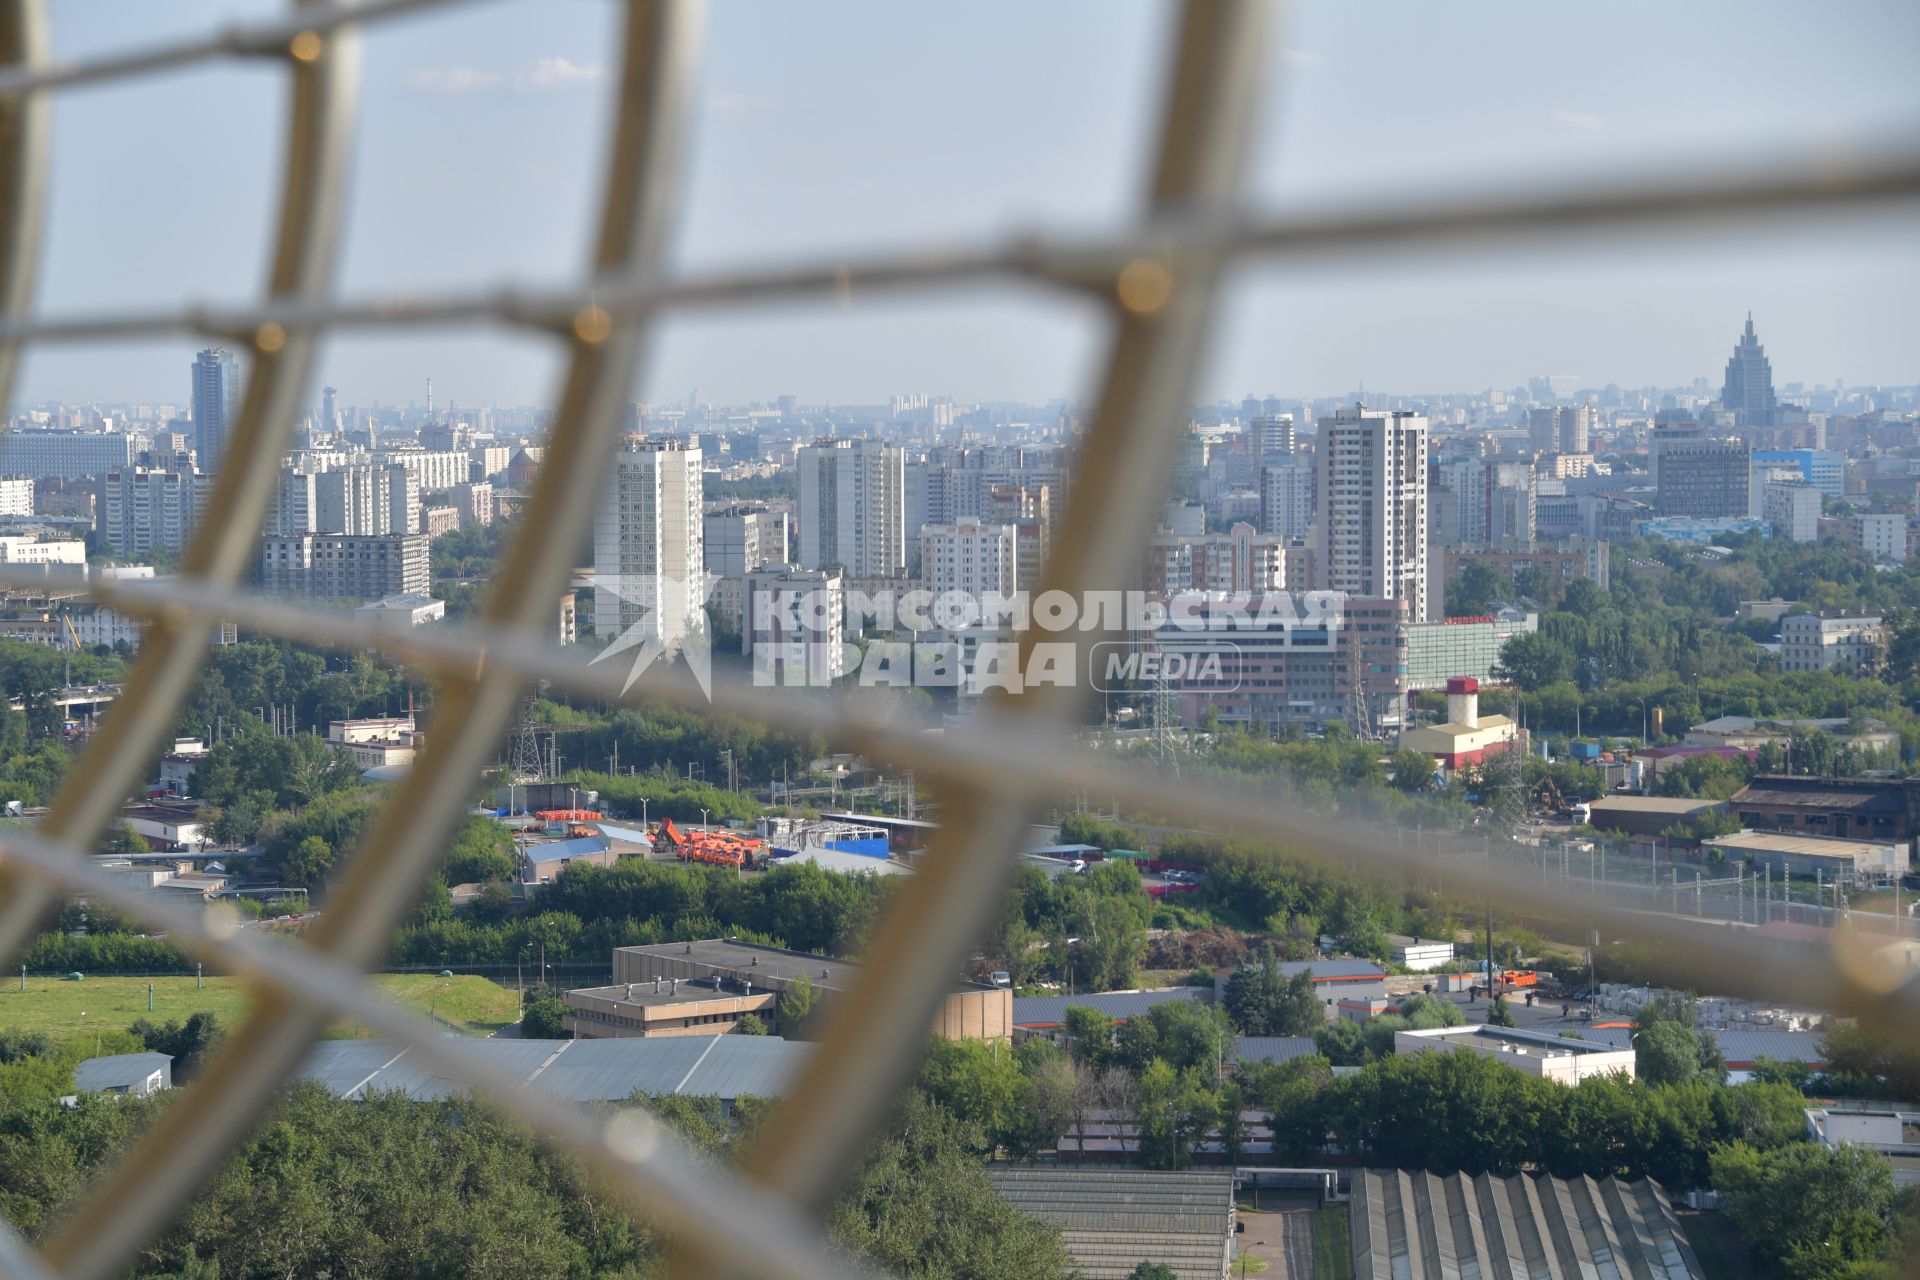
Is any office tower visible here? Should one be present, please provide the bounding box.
[1746,448,1844,516]
[1313,406,1429,621]
[592,440,704,649]
[1722,313,1779,428]
[1258,461,1312,540]
[1489,462,1536,546]
[191,348,240,470]
[1652,428,1749,517]
[922,517,1018,599]
[0,429,138,481]
[321,386,339,435]
[797,438,906,577]
[1250,413,1295,459]
[704,503,789,577]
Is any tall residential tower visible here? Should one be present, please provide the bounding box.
[1313,406,1429,620]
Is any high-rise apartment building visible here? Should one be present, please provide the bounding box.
[743,565,847,686]
[259,533,429,600]
[592,440,704,651]
[0,477,32,516]
[1146,522,1288,597]
[1527,405,1592,455]
[96,459,211,556]
[798,438,905,578]
[266,467,319,535]
[1652,428,1749,517]
[1313,406,1429,621]
[1259,461,1312,540]
[191,348,240,470]
[922,517,1019,599]
[986,483,1050,591]
[1762,482,1820,543]
[704,503,789,577]
[448,481,495,529]
[1722,313,1779,429]
[1250,413,1295,459]
[315,464,419,537]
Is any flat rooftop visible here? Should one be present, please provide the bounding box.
[620,938,866,992]
[1405,1024,1631,1060]
[1706,830,1902,859]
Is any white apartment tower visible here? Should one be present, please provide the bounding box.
[922,517,1019,599]
[1313,406,1429,621]
[797,438,906,577]
[592,440,705,651]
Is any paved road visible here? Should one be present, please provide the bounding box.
[1237,1206,1316,1279]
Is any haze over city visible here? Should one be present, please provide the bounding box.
[15,0,1920,407]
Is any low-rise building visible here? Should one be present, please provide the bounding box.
[1387,933,1455,971]
[1805,1108,1920,1186]
[1779,612,1887,674]
[1730,774,1920,844]
[565,938,1011,1041]
[521,833,617,885]
[1702,830,1906,885]
[1584,795,1727,840]
[355,593,446,630]
[1393,1024,1636,1084]
[122,803,206,851]
[1684,714,1902,755]
[326,716,420,771]
[988,1168,1236,1280]
[1398,677,1517,771]
[73,1052,173,1097]
[1349,1169,1703,1279]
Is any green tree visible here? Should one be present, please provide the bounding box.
[1488,994,1516,1027]
[520,996,568,1039]
[828,1093,1076,1280]
[105,822,150,857]
[1127,1263,1178,1280]
[1711,1141,1905,1280]
[1389,748,1438,794]
[732,1013,767,1035]
[1496,633,1577,691]
[777,974,817,1038]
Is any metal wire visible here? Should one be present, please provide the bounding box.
[0,0,1914,1276]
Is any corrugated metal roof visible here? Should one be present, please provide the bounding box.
[1349,1168,1703,1279]
[73,1051,171,1092]
[1012,987,1208,1027]
[1233,1035,1319,1065]
[296,1034,809,1102]
[1731,779,1903,812]
[593,822,653,847]
[525,834,610,863]
[989,1167,1234,1280]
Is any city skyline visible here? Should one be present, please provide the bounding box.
[12,0,1918,408]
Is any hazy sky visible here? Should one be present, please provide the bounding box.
[16,0,1920,411]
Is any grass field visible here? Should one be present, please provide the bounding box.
[0,973,521,1050]
[1312,1205,1352,1280]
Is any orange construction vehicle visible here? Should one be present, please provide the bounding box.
[668,823,767,870]
[536,808,604,823]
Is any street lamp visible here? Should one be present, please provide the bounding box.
[568,785,578,812]
[700,807,709,830]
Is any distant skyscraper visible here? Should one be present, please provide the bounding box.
[321,385,339,434]
[592,440,704,650]
[191,348,239,470]
[1721,313,1779,429]
[1313,406,1429,621]
[1250,413,1295,459]
[798,438,906,578]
